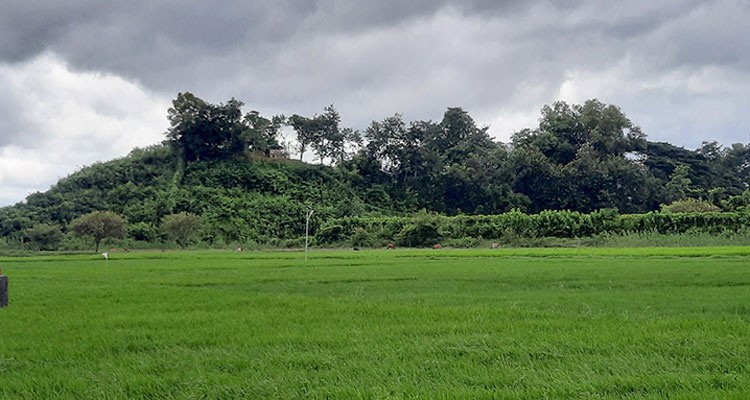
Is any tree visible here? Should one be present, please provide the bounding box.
[364,114,409,170]
[242,111,285,155]
[663,164,695,203]
[642,141,729,194]
[288,114,319,161]
[507,99,656,212]
[166,93,246,162]
[434,107,494,166]
[290,105,359,164]
[161,212,203,248]
[69,211,127,252]
[25,224,63,251]
[313,105,341,164]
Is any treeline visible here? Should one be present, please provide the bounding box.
[164,92,750,214]
[179,93,750,212]
[2,92,750,251]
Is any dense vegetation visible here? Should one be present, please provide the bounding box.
[2,93,750,251]
[317,209,750,247]
[1,249,749,398]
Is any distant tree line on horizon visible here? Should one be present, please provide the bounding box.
[2,92,750,251]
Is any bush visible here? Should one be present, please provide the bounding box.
[279,237,306,248]
[25,224,64,251]
[442,237,479,248]
[661,199,721,213]
[351,228,375,248]
[316,224,345,244]
[128,222,158,242]
[161,212,203,248]
[320,208,750,247]
[395,213,442,247]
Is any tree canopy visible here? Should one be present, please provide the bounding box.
[69,211,127,252]
[166,92,284,162]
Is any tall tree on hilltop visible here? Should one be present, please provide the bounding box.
[242,111,285,155]
[166,92,246,162]
[313,105,341,164]
[290,105,360,164]
[434,107,494,166]
[288,114,319,161]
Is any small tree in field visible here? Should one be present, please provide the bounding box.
[69,211,127,252]
[25,223,63,251]
[161,212,203,248]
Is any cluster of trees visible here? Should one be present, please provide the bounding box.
[165,92,750,215]
[166,93,360,165]
[166,93,286,162]
[2,92,750,251]
[288,105,361,164]
[349,100,750,214]
[19,211,204,252]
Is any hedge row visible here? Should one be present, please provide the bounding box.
[316,210,750,245]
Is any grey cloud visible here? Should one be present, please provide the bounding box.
[1,0,749,145]
[0,1,525,85]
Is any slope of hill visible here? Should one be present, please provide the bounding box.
[0,145,396,248]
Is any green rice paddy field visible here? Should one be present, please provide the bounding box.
[1,247,749,399]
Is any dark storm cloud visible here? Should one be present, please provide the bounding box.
[0,1,528,88]
[1,0,749,143]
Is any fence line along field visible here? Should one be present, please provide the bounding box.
[1,248,748,399]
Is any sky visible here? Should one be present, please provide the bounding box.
[1,0,749,206]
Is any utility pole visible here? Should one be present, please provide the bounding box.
[305,205,315,261]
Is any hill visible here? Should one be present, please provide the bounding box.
[2,93,750,251]
[0,145,399,249]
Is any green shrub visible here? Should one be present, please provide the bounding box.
[443,237,479,248]
[661,199,721,213]
[395,213,442,247]
[25,224,64,251]
[316,224,345,244]
[321,208,750,247]
[128,222,158,242]
[161,212,203,248]
[351,228,375,248]
[279,237,306,248]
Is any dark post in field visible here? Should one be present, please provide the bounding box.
[0,272,8,308]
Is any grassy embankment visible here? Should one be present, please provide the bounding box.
[1,248,748,399]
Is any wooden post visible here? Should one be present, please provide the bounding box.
[0,274,8,308]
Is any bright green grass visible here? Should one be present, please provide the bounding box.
[1,248,748,399]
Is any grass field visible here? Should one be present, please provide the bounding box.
[1,248,749,399]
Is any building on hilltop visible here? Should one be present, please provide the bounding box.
[268,144,288,159]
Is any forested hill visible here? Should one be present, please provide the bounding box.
[0,146,392,245]
[1,93,749,249]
